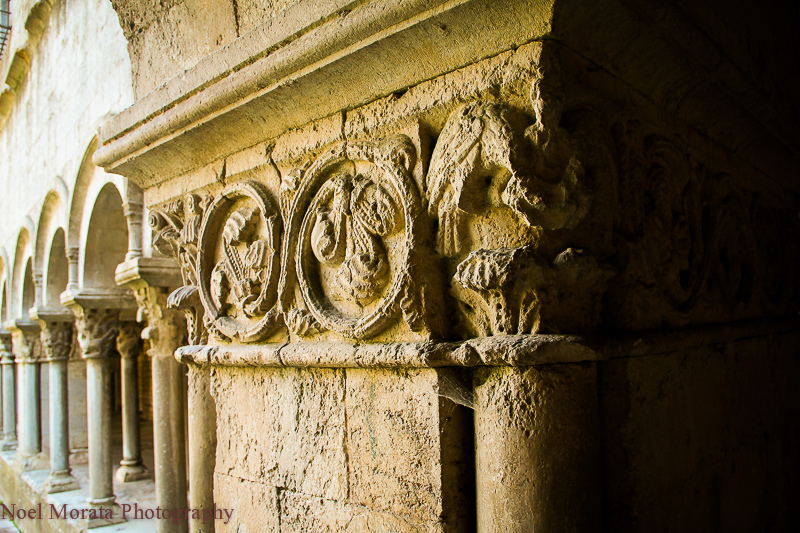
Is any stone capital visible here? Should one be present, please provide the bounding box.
[116,321,143,359]
[115,256,187,356]
[72,309,121,360]
[4,319,42,362]
[39,321,75,363]
[0,329,13,363]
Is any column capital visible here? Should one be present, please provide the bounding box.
[116,322,143,359]
[73,309,121,360]
[0,329,13,363]
[116,257,187,356]
[30,309,76,362]
[4,319,42,362]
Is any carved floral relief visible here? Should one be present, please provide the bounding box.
[148,69,799,345]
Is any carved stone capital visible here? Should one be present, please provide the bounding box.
[40,322,74,362]
[0,332,13,363]
[4,320,42,363]
[134,285,187,356]
[73,309,120,360]
[116,322,143,359]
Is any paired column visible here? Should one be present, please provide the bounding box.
[38,316,80,493]
[116,257,189,533]
[115,321,148,482]
[139,286,189,533]
[0,330,15,451]
[7,320,45,471]
[474,363,603,532]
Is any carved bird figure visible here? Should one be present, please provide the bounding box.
[427,101,518,257]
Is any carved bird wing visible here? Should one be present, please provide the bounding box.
[427,102,517,256]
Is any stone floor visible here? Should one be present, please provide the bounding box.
[0,413,163,532]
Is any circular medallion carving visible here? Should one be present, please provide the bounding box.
[285,137,419,338]
[198,181,282,342]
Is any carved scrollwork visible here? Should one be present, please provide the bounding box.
[198,180,282,342]
[280,135,425,339]
[150,193,209,345]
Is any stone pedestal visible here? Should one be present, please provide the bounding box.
[474,363,603,532]
[6,319,46,471]
[0,331,15,451]
[115,321,148,482]
[33,312,81,493]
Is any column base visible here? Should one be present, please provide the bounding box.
[0,437,16,451]
[115,462,149,482]
[44,470,80,493]
[70,447,89,465]
[79,500,126,529]
[13,450,48,472]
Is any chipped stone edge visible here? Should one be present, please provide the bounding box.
[174,316,800,368]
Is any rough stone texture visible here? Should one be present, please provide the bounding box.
[599,330,800,532]
[211,366,472,532]
[1,0,799,531]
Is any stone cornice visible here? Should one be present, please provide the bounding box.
[95,0,800,197]
[93,0,555,187]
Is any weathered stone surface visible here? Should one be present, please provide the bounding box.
[212,366,347,500]
[474,363,602,532]
[213,472,278,533]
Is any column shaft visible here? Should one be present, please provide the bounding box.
[40,320,80,493]
[474,363,603,532]
[188,365,216,533]
[116,322,147,482]
[86,356,114,503]
[0,336,15,450]
[152,353,189,533]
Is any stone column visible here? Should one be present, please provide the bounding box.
[186,364,216,533]
[141,286,189,533]
[38,317,80,493]
[6,320,45,471]
[73,307,125,527]
[66,247,80,291]
[116,257,188,533]
[0,330,15,451]
[474,363,603,532]
[115,321,148,482]
[123,200,144,261]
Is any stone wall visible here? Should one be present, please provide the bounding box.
[0,0,133,247]
[96,0,800,531]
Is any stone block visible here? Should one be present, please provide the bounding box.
[212,366,348,500]
[345,368,473,531]
[214,472,278,533]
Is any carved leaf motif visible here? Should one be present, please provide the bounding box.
[285,309,322,336]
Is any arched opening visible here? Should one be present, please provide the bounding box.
[45,229,68,309]
[21,259,34,315]
[1,281,7,323]
[83,183,128,289]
